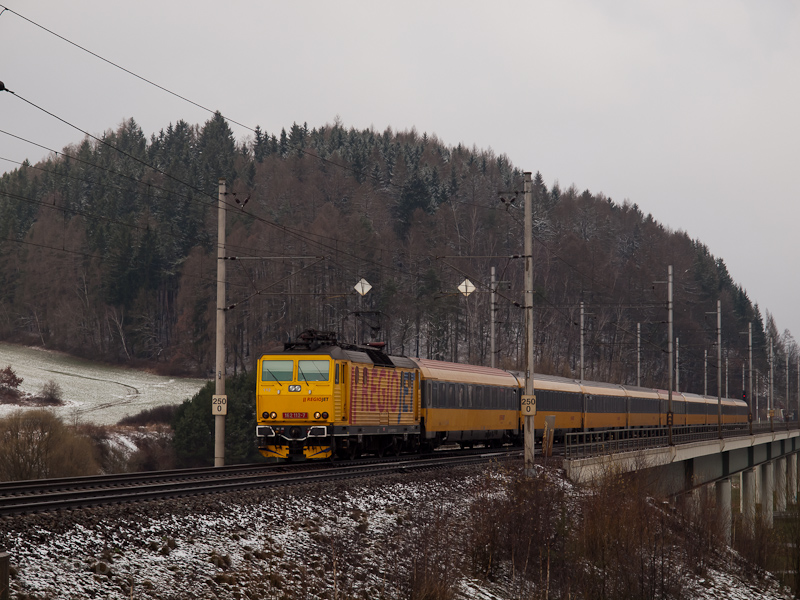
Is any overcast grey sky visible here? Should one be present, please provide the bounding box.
[2,1,799,343]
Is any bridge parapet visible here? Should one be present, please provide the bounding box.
[564,427,800,498]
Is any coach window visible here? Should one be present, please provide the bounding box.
[458,385,464,408]
[335,364,340,384]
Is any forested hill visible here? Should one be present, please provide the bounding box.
[0,114,793,413]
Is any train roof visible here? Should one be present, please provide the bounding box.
[411,358,521,387]
[259,346,417,370]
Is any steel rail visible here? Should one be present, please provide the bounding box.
[0,462,286,496]
[0,450,521,516]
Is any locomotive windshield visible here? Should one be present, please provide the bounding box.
[262,360,293,381]
[298,360,330,382]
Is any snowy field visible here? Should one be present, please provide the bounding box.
[0,342,207,425]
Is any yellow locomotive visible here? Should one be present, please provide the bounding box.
[256,330,421,460]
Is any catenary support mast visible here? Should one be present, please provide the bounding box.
[215,178,226,467]
[523,172,535,475]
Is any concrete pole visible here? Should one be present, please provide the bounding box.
[637,322,641,387]
[704,349,708,397]
[490,266,496,369]
[215,178,227,467]
[787,353,790,421]
[523,172,535,476]
[770,340,774,429]
[776,458,787,512]
[715,478,732,545]
[676,337,680,392]
[717,299,722,436]
[742,468,756,536]
[668,265,673,445]
[580,301,585,382]
[756,370,760,423]
[749,322,754,429]
[761,461,774,527]
[789,453,798,505]
[726,353,729,399]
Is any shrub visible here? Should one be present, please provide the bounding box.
[118,404,179,426]
[0,365,22,390]
[171,371,260,467]
[128,435,176,472]
[0,409,99,481]
[39,380,63,404]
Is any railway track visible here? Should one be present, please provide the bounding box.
[0,448,521,516]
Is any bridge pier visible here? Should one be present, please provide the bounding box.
[776,457,787,512]
[761,461,774,527]
[790,453,798,505]
[715,477,731,545]
[742,467,756,536]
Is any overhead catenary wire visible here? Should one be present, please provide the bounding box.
[0,5,253,131]
[0,5,712,319]
[0,7,714,349]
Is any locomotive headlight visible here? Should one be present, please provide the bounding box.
[270,412,277,420]
[262,411,269,419]
[322,412,329,419]
[314,412,321,419]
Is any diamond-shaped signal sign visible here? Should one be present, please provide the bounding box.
[458,279,476,297]
[354,278,372,296]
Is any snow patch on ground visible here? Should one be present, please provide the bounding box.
[1,465,794,600]
[0,342,205,425]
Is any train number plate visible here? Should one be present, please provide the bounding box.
[283,412,308,419]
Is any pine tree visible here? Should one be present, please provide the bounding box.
[253,125,267,163]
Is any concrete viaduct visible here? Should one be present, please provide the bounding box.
[562,424,800,543]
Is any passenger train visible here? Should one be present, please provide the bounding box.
[255,330,750,461]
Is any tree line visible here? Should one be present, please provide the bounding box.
[0,114,796,415]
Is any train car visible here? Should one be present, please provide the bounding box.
[701,394,748,425]
[531,374,584,433]
[626,385,661,428]
[255,331,420,460]
[684,392,707,426]
[413,358,522,448]
[582,381,628,430]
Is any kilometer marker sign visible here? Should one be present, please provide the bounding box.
[212,395,228,415]
[521,394,536,416]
